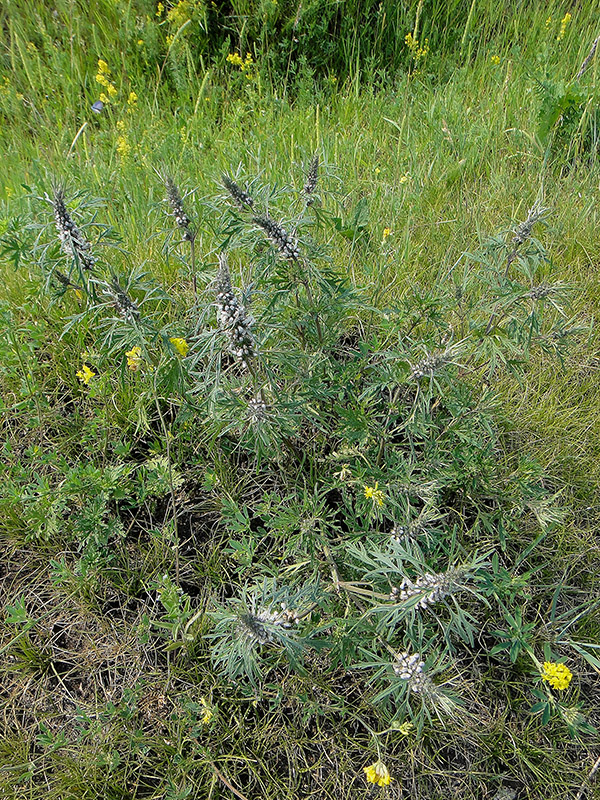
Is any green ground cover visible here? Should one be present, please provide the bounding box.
[1,2,600,798]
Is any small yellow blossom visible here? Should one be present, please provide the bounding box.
[137,39,144,46]
[170,337,189,357]
[26,41,37,53]
[557,12,572,42]
[156,2,164,16]
[364,481,385,507]
[542,661,573,690]
[125,346,142,371]
[490,54,501,65]
[99,92,110,104]
[364,760,393,787]
[374,167,381,174]
[76,364,96,385]
[200,697,214,724]
[116,135,131,158]
[97,59,110,74]
[227,52,244,67]
[545,15,552,28]
[107,83,118,97]
[116,119,126,131]
[383,227,392,239]
[399,174,410,184]
[128,91,138,106]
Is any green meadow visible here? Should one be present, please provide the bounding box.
[1,1,600,798]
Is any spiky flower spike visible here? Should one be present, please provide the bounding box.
[51,188,96,271]
[216,253,256,367]
[104,277,140,323]
[222,175,254,209]
[303,153,319,203]
[164,175,194,242]
[389,567,465,610]
[253,215,299,261]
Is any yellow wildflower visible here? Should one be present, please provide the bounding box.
[364,760,393,787]
[490,54,501,65]
[200,697,214,724]
[364,481,385,507]
[137,39,144,46]
[227,52,244,68]
[99,92,110,104]
[107,83,118,97]
[125,346,142,371]
[170,337,189,357]
[383,227,392,239]
[542,661,573,690]
[76,364,96,385]
[374,167,381,174]
[557,12,572,41]
[116,135,131,158]
[116,119,126,131]
[545,16,552,28]
[128,91,138,106]
[97,59,110,74]
[156,2,164,16]
[399,174,410,184]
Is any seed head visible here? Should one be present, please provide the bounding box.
[389,567,465,610]
[104,277,140,323]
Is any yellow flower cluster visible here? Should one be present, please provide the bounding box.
[542,661,573,690]
[490,54,501,65]
[76,364,96,385]
[200,697,214,724]
[116,135,131,158]
[364,481,385,507]
[170,337,189,357]
[383,227,392,239]
[364,760,393,787]
[557,13,572,42]
[226,52,255,79]
[125,346,142,371]
[96,59,117,104]
[405,32,429,60]
[167,0,193,27]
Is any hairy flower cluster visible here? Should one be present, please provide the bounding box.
[222,175,254,209]
[216,253,256,366]
[51,188,96,271]
[410,350,451,381]
[253,215,299,260]
[164,175,194,241]
[303,153,319,202]
[390,520,424,542]
[389,568,463,609]
[526,283,553,300]
[237,603,300,646]
[105,278,140,323]
[512,204,549,248]
[246,396,268,423]
[394,651,429,693]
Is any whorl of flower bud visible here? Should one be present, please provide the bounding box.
[410,350,452,381]
[105,277,140,323]
[253,215,299,261]
[216,253,256,366]
[222,175,254,209]
[511,204,549,249]
[393,652,430,693]
[389,568,464,610]
[303,153,319,204]
[164,175,194,242]
[51,188,96,271]
[237,603,300,646]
